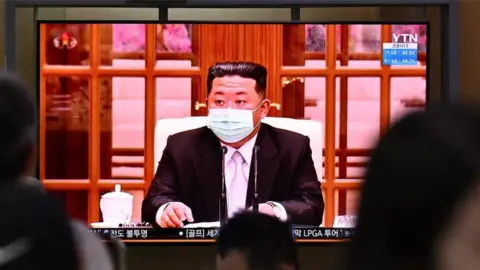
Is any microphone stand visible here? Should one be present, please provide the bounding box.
[220,146,228,226]
[252,146,260,212]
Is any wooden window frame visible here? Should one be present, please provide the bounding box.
[39,24,200,224]
[280,25,426,225]
[39,23,425,227]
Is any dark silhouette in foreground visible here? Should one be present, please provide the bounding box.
[348,105,480,270]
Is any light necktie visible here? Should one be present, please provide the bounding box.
[228,151,248,218]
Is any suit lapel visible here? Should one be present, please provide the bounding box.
[194,128,222,215]
[245,124,280,208]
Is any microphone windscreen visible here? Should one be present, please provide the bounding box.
[221,146,228,154]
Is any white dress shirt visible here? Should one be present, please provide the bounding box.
[155,134,288,225]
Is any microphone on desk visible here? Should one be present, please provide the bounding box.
[220,146,228,226]
[252,146,260,213]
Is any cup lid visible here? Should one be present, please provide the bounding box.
[101,184,133,199]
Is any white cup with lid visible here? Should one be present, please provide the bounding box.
[100,184,134,225]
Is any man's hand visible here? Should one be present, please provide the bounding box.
[159,202,194,228]
[249,203,275,216]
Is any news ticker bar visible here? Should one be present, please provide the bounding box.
[382,43,418,66]
[89,227,355,240]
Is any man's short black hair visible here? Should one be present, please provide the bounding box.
[0,72,37,180]
[207,61,267,98]
[216,212,299,270]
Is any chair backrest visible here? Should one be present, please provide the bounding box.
[154,117,323,180]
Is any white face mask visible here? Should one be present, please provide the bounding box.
[207,101,265,143]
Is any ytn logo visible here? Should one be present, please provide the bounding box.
[392,34,418,43]
[53,32,77,49]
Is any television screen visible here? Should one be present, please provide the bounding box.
[38,22,427,242]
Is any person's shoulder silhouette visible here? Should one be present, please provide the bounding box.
[0,186,78,269]
[0,71,37,182]
[349,104,480,270]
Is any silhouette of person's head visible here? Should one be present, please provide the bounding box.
[216,212,299,270]
[349,105,480,270]
[0,71,37,182]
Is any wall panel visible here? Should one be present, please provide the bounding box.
[15,8,36,91]
[0,0,4,68]
[65,8,159,20]
[169,8,290,21]
[300,7,379,21]
[460,1,480,102]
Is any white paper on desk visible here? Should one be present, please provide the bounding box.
[183,221,220,228]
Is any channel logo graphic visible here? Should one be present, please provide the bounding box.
[53,32,77,50]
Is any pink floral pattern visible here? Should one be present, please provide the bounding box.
[113,24,192,52]
[161,24,192,52]
[113,24,146,52]
[306,24,427,52]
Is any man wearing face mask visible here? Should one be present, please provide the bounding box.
[142,62,324,228]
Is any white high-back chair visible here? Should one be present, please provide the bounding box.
[154,117,323,181]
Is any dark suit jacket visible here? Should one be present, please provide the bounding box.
[142,123,324,226]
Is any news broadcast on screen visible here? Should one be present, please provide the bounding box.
[38,22,427,242]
